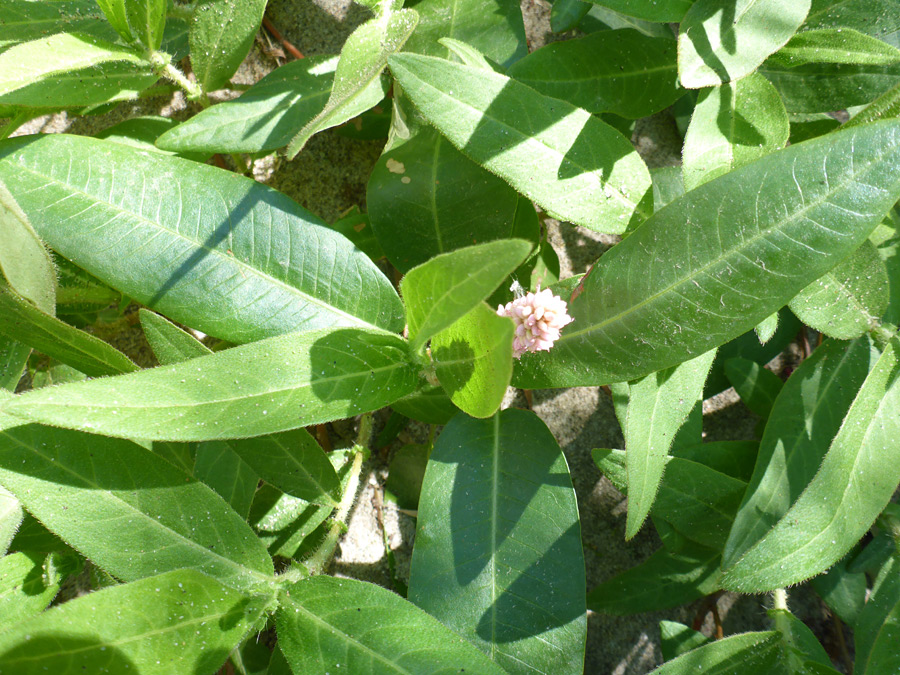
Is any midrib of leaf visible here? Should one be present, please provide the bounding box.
[11,161,384,332]
[194,6,231,88]
[628,382,666,534]
[816,269,877,321]
[430,137,444,252]
[559,139,889,345]
[517,62,676,85]
[268,434,338,505]
[2,433,272,585]
[282,597,416,675]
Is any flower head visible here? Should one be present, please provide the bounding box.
[497,286,574,359]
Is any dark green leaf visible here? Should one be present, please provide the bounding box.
[672,441,759,482]
[390,386,459,424]
[584,0,692,22]
[855,554,900,674]
[724,357,784,419]
[94,115,213,162]
[762,61,900,113]
[0,551,59,632]
[810,549,867,626]
[647,631,782,674]
[845,81,900,128]
[194,441,259,520]
[804,0,900,36]
[550,0,591,33]
[190,0,267,92]
[385,443,429,510]
[410,410,586,674]
[0,338,28,392]
[660,621,709,661]
[770,609,834,671]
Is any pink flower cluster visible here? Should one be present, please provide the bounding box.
[497,287,574,359]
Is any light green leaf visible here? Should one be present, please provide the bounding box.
[0,285,139,377]
[512,121,900,388]
[190,0,267,93]
[723,336,880,569]
[773,28,900,67]
[0,424,275,591]
[721,338,900,591]
[856,554,900,674]
[724,357,784,419]
[621,349,716,539]
[0,33,157,108]
[139,309,212,365]
[124,0,166,50]
[155,56,337,154]
[584,0,692,22]
[95,0,133,41]
[679,0,811,88]
[388,52,653,233]
[287,9,419,157]
[249,484,333,559]
[3,327,418,442]
[0,551,58,632]
[0,485,22,555]
[682,72,789,191]
[401,239,532,350]
[432,302,513,418]
[0,570,271,675]
[0,1,118,52]
[151,441,196,474]
[755,312,779,344]
[228,430,340,506]
[277,576,507,675]
[508,29,682,119]
[0,134,405,343]
[0,181,55,312]
[410,410,586,674]
[789,240,889,339]
[646,632,782,674]
[193,441,258,520]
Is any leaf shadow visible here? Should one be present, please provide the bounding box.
[431,339,475,397]
[715,85,767,148]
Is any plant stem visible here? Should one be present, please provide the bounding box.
[772,588,789,612]
[151,52,205,103]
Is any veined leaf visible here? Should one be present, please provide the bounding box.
[388,52,653,233]
[804,0,900,37]
[277,576,507,675]
[95,0,133,41]
[0,338,29,392]
[678,0,811,88]
[0,181,55,312]
[124,0,166,50]
[139,309,212,365]
[193,441,258,520]
[190,0,267,93]
[0,134,405,343]
[845,81,900,129]
[762,61,900,113]
[0,424,274,591]
[660,622,710,662]
[0,552,59,632]
[773,28,900,67]
[0,570,271,675]
[646,632,783,674]
[584,0,693,22]
[513,121,900,388]
[0,1,118,53]
[724,357,784,419]
[855,554,900,674]
[2,327,418,442]
[0,485,22,555]
[721,338,900,591]
[410,410,586,674]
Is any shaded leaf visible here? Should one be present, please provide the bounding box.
[391,386,459,424]
[646,631,782,674]
[194,441,259,520]
[761,61,900,113]
[584,0,692,22]
[724,357,784,419]
[856,554,900,674]
[0,338,29,392]
[190,0,267,92]
[0,551,58,632]
[660,621,709,661]
[140,309,212,365]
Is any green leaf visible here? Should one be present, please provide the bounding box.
[401,239,532,350]
[139,309,212,365]
[0,338,29,392]
[512,121,900,388]
[124,0,166,50]
[409,410,586,674]
[845,81,900,129]
[0,551,59,632]
[647,631,782,674]
[672,440,759,482]
[810,548,867,626]
[584,0,692,22]
[3,327,418,442]
[773,28,900,67]
[0,181,55,312]
[724,357,784,419]
[0,1,118,53]
[621,350,716,539]
[761,61,900,113]
[228,430,341,506]
[151,440,196,474]
[193,441,259,520]
[508,29,682,119]
[551,0,591,33]
[678,0,811,88]
[0,485,22,555]
[723,336,880,569]
[855,554,900,674]
[804,0,900,36]
[0,33,157,108]
[156,56,337,154]
[789,240,889,339]
[0,569,271,675]
[277,576,507,675]
[390,386,459,424]
[367,124,521,273]
[432,302,513,418]
[0,285,139,377]
[95,0,133,41]
[190,0,267,93]
[754,312,780,344]
[388,52,653,233]
[287,9,419,157]
[0,424,274,591]
[587,543,720,614]
[682,72,789,191]
[660,622,710,661]
[385,443,429,509]
[94,115,212,162]
[0,134,405,343]
[721,338,900,591]
[404,0,526,67]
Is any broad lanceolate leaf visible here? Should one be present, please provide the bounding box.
[0,570,271,675]
[678,0,811,88]
[0,181,55,312]
[228,430,340,506]
[0,552,59,632]
[508,29,682,119]
[410,410,586,675]
[139,309,212,365]
[585,0,692,22]
[682,73,789,191]
[648,632,783,674]
[0,135,404,342]
[721,338,900,591]
[401,239,532,350]
[432,302,513,418]
[404,0,527,67]
[855,554,900,674]
[0,285,139,377]
[621,349,716,539]
[724,357,784,419]
[190,0,267,93]
[0,1,118,52]
[772,28,900,67]
[367,123,521,273]
[287,9,419,157]
[193,441,258,520]
[513,121,900,388]
[388,52,653,233]
[277,577,506,675]
[723,337,880,569]
[0,33,157,108]
[789,240,889,339]
[0,425,274,591]
[155,56,337,154]
[2,327,418,442]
